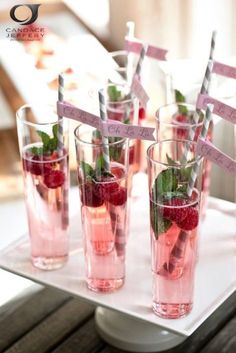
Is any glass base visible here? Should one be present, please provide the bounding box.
[32,255,68,270]
[153,302,193,319]
[87,278,124,293]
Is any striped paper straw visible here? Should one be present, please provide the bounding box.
[181,32,216,162]
[187,103,214,197]
[58,73,64,156]
[135,44,147,77]
[161,230,188,275]
[98,89,110,172]
[209,30,217,60]
[58,73,69,229]
[182,59,214,163]
[126,21,135,85]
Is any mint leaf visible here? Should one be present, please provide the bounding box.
[166,153,178,166]
[153,169,178,198]
[30,146,43,155]
[162,191,188,199]
[180,165,192,181]
[150,203,172,238]
[92,129,102,140]
[81,161,95,179]
[96,154,105,173]
[36,130,50,152]
[107,85,122,101]
[175,89,188,115]
[175,89,185,103]
[102,171,114,178]
[123,117,131,124]
[52,124,58,139]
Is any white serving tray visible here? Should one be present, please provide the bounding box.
[0,184,235,337]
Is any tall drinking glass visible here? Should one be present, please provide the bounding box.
[74,124,129,292]
[147,140,203,318]
[156,102,213,215]
[17,104,69,270]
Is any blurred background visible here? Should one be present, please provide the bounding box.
[0,0,235,202]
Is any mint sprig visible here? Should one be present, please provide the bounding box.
[108,85,122,101]
[81,156,113,181]
[151,154,196,238]
[175,89,188,115]
[31,124,59,155]
[81,161,96,180]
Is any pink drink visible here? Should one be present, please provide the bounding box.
[79,163,127,292]
[150,194,199,319]
[22,145,69,270]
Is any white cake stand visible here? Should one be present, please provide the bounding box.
[95,306,186,352]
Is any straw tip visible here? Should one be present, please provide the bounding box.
[206,103,214,112]
[212,30,217,38]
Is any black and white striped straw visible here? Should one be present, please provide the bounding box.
[58,73,69,229]
[186,103,214,197]
[135,44,147,77]
[98,89,110,172]
[126,21,135,85]
[58,73,64,156]
[209,30,217,60]
[182,31,215,163]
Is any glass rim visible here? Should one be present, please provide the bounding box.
[155,102,204,128]
[16,103,63,128]
[147,139,203,167]
[74,124,127,147]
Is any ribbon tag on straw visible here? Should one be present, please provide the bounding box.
[131,74,149,108]
[196,93,236,124]
[212,61,236,79]
[102,119,155,141]
[57,101,100,128]
[146,45,168,61]
[57,101,155,141]
[125,39,168,60]
[196,138,236,176]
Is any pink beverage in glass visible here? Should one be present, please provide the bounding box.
[147,140,202,319]
[79,162,128,292]
[17,104,69,271]
[22,146,69,270]
[156,102,213,216]
[150,192,199,319]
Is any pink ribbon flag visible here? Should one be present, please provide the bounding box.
[57,101,155,141]
[196,93,236,124]
[212,61,236,80]
[196,138,236,176]
[125,39,167,61]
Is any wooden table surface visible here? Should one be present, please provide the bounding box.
[0,283,235,353]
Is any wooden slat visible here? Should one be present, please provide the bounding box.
[99,346,127,353]
[52,318,105,353]
[199,316,236,353]
[4,297,95,353]
[0,287,70,352]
